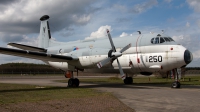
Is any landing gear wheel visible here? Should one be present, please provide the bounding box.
[74,78,80,87]
[68,78,74,87]
[124,77,133,84]
[128,77,133,84]
[68,78,80,87]
[171,81,181,88]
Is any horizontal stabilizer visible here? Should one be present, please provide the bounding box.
[0,47,78,62]
[8,43,47,52]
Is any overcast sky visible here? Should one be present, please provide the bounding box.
[0,0,199,67]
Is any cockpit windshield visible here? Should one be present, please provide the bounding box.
[151,36,174,44]
[168,37,174,41]
[164,37,170,42]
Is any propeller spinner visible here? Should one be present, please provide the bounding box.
[97,29,131,80]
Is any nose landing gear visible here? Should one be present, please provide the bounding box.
[171,68,181,88]
[171,81,181,88]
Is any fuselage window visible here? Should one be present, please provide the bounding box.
[160,37,165,43]
[164,37,170,42]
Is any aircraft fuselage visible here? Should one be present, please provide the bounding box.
[46,33,192,75]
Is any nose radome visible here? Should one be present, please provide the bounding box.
[184,50,193,65]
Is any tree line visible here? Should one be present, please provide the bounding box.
[0,63,64,74]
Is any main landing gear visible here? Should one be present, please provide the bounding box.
[65,70,80,87]
[123,77,133,84]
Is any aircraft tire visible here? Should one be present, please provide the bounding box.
[171,81,181,88]
[128,77,133,84]
[68,78,74,87]
[74,78,80,87]
[124,78,129,84]
[124,77,133,84]
[177,81,181,88]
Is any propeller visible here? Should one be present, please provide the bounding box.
[97,29,131,80]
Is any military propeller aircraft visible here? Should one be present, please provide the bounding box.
[0,15,193,88]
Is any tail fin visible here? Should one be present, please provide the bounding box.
[38,15,51,48]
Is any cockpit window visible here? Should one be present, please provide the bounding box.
[151,38,154,43]
[160,37,165,43]
[151,37,163,44]
[151,36,174,44]
[151,37,158,44]
[164,37,170,42]
[155,37,159,44]
[168,37,174,41]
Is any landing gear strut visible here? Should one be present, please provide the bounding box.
[171,69,181,88]
[124,77,133,84]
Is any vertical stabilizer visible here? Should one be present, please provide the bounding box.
[38,15,51,48]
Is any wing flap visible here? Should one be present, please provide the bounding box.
[8,43,47,52]
[0,47,78,62]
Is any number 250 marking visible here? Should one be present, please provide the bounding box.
[149,56,162,62]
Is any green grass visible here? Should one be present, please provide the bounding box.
[181,76,200,85]
[0,83,107,104]
[56,76,200,85]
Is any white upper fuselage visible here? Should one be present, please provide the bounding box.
[46,33,191,75]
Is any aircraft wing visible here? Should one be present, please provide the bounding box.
[8,43,47,52]
[0,47,78,62]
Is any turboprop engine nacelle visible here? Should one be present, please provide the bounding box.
[47,48,113,70]
[48,61,69,71]
[67,48,111,67]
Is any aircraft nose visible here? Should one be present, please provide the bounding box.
[184,50,193,65]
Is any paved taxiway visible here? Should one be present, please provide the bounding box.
[0,76,200,112]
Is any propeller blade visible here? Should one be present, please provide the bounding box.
[117,59,126,80]
[97,57,111,68]
[106,29,116,52]
[97,29,129,80]
[120,43,131,53]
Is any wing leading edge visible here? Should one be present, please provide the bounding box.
[0,47,78,62]
[8,43,47,52]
